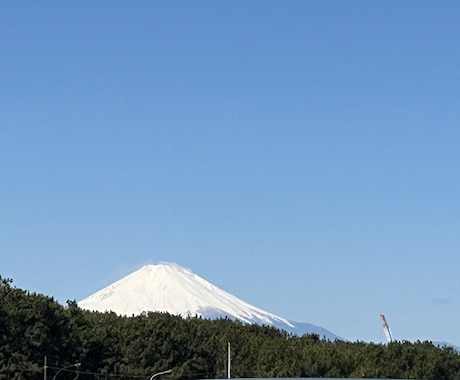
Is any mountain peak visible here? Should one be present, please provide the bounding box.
[78,262,283,322]
[78,262,339,340]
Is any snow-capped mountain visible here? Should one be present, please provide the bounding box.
[78,262,339,340]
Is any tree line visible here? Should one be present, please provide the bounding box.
[1,276,459,380]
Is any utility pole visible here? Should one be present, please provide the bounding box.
[44,356,47,380]
[227,342,231,379]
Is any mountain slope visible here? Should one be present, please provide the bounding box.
[78,262,339,340]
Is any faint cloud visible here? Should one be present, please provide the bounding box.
[431,296,451,305]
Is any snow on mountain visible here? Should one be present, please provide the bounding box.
[78,262,339,340]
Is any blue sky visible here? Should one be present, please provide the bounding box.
[1,1,459,345]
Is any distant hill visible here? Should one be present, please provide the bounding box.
[433,341,460,352]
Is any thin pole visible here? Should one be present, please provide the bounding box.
[227,342,231,379]
[44,356,47,380]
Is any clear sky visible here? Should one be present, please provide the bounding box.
[1,1,459,346]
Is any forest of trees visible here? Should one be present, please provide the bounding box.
[1,276,460,380]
